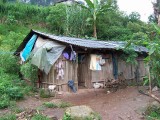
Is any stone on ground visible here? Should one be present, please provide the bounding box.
[65,105,94,119]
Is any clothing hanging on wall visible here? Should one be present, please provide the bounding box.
[63,52,69,60]
[90,54,102,70]
[55,60,64,80]
[69,45,77,62]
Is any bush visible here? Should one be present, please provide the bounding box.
[0,94,10,109]
[6,87,24,100]
[39,89,50,98]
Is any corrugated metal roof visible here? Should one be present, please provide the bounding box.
[33,30,148,53]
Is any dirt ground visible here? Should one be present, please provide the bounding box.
[62,86,154,120]
[1,86,158,120]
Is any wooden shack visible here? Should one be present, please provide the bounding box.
[15,30,148,92]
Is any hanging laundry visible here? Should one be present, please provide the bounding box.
[63,52,69,60]
[70,51,76,61]
[69,45,77,61]
[20,34,37,61]
[55,60,64,80]
[90,54,102,70]
[99,56,105,66]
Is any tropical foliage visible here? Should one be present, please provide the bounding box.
[0,0,160,113]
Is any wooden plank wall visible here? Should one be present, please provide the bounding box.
[118,59,136,80]
[137,58,148,78]
[78,54,92,88]
[41,53,148,91]
[118,57,148,80]
[90,54,114,88]
[41,55,78,92]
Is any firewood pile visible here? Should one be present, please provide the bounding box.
[105,73,127,92]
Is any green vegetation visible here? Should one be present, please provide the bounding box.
[58,101,72,108]
[39,89,50,98]
[0,113,16,120]
[145,106,160,120]
[0,0,160,119]
[43,102,58,108]
[43,101,72,108]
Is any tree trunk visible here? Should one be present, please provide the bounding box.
[148,65,152,94]
[93,20,97,39]
[158,15,160,26]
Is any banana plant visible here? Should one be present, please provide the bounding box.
[77,0,113,39]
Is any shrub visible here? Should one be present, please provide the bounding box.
[20,61,38,87]
[0,94,10,109]
[39,89,50,98]
[6,87,24,100]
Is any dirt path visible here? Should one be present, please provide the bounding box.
[2,86,157,120]
[62,86,154,120]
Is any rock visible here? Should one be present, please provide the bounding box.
[150,101,160,108]
[135,106,147,115]
[152,86,159,92]
[65,105,94,119]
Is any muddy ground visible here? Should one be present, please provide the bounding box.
[0,86,159,120]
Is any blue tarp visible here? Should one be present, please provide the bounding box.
[20,34,37,61]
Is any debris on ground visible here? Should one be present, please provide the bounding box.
[152,86,159,92]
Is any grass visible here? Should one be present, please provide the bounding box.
[59,101,72,108]
[0,113,16,120]
[43,101,72,109]
[43,102,58,108]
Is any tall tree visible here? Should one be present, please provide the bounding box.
[153,0,160,26]
[77,0,113,39]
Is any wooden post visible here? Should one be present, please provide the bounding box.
[148,65,152,94]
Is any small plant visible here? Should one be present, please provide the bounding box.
[59,101,72,108]
[31,114,50,120]
[85,112,102,120]
[63,113,72,120]
[145,106,160,119]
[39,89,50,98]
[43,102,58,108]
